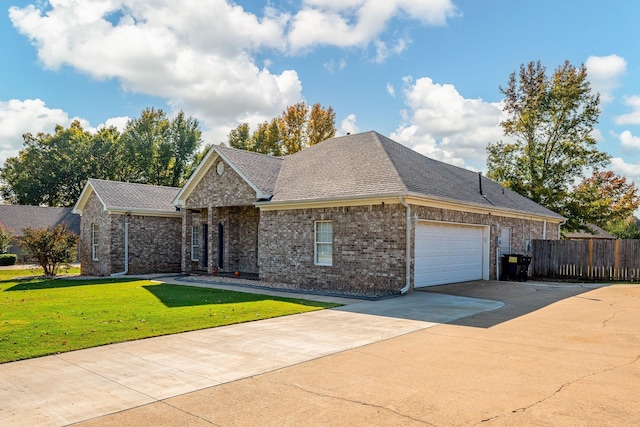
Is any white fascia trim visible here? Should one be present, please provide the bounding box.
[214,148,271,200]
[72,180,108,215]
[256,191,564,223]
[174,147,218,207]
[173,145,270,207]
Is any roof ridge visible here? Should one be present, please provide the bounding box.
[89,178,180,190]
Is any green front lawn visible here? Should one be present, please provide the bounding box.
[0,277,339,363]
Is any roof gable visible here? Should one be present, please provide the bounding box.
[0,205,80,236]
[174,145,283,206]
[73,179,180,216]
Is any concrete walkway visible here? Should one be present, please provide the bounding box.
[0,280,503,426]
[74,280,640,427]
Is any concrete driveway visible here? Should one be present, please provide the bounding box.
[3,280,640,426]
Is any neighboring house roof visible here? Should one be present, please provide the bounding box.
[73,179,181,216]
[564,223,616,240]
[0,205,80,237]
[177,131,564,221]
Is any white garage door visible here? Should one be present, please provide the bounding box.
[415,222,485,287]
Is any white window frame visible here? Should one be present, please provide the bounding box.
[91,224,99,261]
[314,220,333,266]
[191,225,200,261]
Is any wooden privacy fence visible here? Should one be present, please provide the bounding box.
[532,239,640,281]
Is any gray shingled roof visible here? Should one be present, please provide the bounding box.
[89,179,180,213]
[217,146,283,195]
[0,205,80,237]
[270,131,563,219]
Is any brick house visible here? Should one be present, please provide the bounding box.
[73,179,182,276]
[0,205,80,262]
[174,131,564,296]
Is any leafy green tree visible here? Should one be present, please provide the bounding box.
[21,223,79,276]
[0,108,203,206]
[564,171,640,230]
[487,61,610,222]
[169,111,202,187]
[228,122,251,151]
[226,102,336,155]
[0,121,94,206]
[605,217,640,239]
[119,107,171,185]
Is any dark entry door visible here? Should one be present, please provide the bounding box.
[217,223,224,269]
[202,224,208,268]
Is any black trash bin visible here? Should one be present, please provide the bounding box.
[502,254,531,281]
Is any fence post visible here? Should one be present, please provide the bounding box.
[614,239,620,280]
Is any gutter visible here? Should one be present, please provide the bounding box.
[111,212,130,277]
[398,196,412,294]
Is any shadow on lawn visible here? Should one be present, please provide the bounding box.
[143,283,333,308]
[5,277,140,291]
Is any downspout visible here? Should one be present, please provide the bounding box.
[111,212,130,277]
[398,196,411,294]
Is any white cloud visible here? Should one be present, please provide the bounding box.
[390,77,505,170]
[339,114,359,135]
[373,37,410,63]
[618,130,640,152]
[610,157,640,186]
[0,99,79,165]
[9,0,302,134]
[386,83,396,97]
[614,96,640,125]
[585,54,626,103]
[287,0,457,51]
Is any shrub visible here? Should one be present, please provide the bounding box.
[21,223,79,276]
[0,253,17,266]
[0,226,14,253]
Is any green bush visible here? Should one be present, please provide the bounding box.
[0,253,17,266]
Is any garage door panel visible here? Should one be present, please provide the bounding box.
[415,223,484,287]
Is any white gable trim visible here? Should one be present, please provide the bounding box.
[173,145,271,208]
[72,180,107,215]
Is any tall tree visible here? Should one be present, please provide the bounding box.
[564,171,640,230]
[226,102,336,155]
[228,122,251,151]
[168,111,202,187]
[119,107,171,185]
[487,60,610,225]
[307,103,336,146]
[0,108,203,206]
[0,121,94,206]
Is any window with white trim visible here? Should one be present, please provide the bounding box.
[314,221,333,266]
[91,224,99,261]
[191,226,200,261]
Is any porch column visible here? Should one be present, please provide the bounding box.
[181,210,189,273]
[208,205,214,274]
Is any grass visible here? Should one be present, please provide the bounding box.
[0,265,80,280]
[0,276,339,363]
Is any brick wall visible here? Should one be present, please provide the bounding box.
[259,204,406,295]
[258,203,558,295]
[185,158,256,208]
[110,214,182,275]
[79,193,112,276]
[80,192,181,276]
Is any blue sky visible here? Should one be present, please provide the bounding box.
[2,0,640,185]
